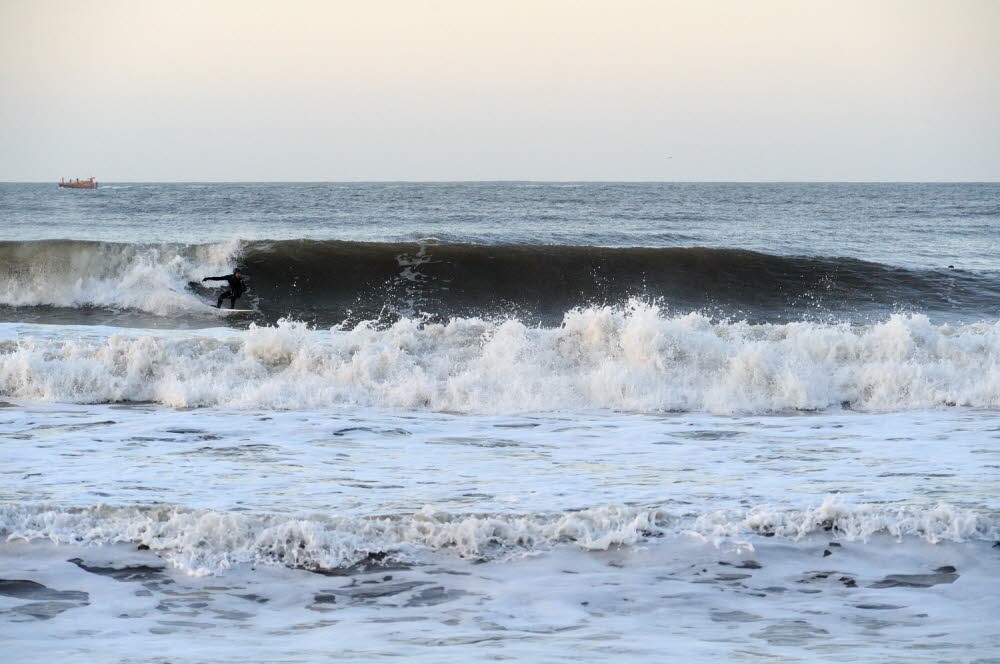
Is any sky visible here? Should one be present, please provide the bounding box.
[1,0,998,181]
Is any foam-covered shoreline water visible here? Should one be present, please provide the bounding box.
[4,534,997,664]
[4,398,999,661]
[2,308,999,413]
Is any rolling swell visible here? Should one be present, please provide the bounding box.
[239,239,997,325]
[1,238,997,325]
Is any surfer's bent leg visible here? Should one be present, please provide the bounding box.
[217,290,233,309]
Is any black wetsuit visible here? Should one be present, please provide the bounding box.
[203,274,245,309]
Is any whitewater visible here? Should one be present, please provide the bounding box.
[1,182,999,663]
[3,309,1000,412]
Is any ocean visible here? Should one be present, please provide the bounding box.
[1,182,998,662]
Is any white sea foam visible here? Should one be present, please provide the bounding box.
[690,496,997,546]
[0,240,239,314]
[1,306,1000,413]
[0,503,674,575]
[1,499,994,577]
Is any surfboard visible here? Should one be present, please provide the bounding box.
[198,301,254,314]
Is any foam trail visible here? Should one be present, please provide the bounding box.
[2,305,1000,413]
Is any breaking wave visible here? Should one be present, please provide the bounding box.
[2,498,993,576]
[0,239,239,316]
[1,239,997,325]
[2,306,1000,413]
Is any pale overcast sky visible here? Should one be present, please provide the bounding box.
[1,0,998,181]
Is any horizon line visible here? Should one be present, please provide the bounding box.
[3,179,1000,185]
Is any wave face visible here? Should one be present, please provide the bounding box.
[3,307,1000,413]
[1,239,997,325]
[2,498,992,576]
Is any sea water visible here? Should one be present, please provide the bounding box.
[1,183,999,662]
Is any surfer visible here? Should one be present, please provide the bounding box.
[202,269,245,309]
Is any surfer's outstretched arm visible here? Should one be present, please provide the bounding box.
[202,276,227,282]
